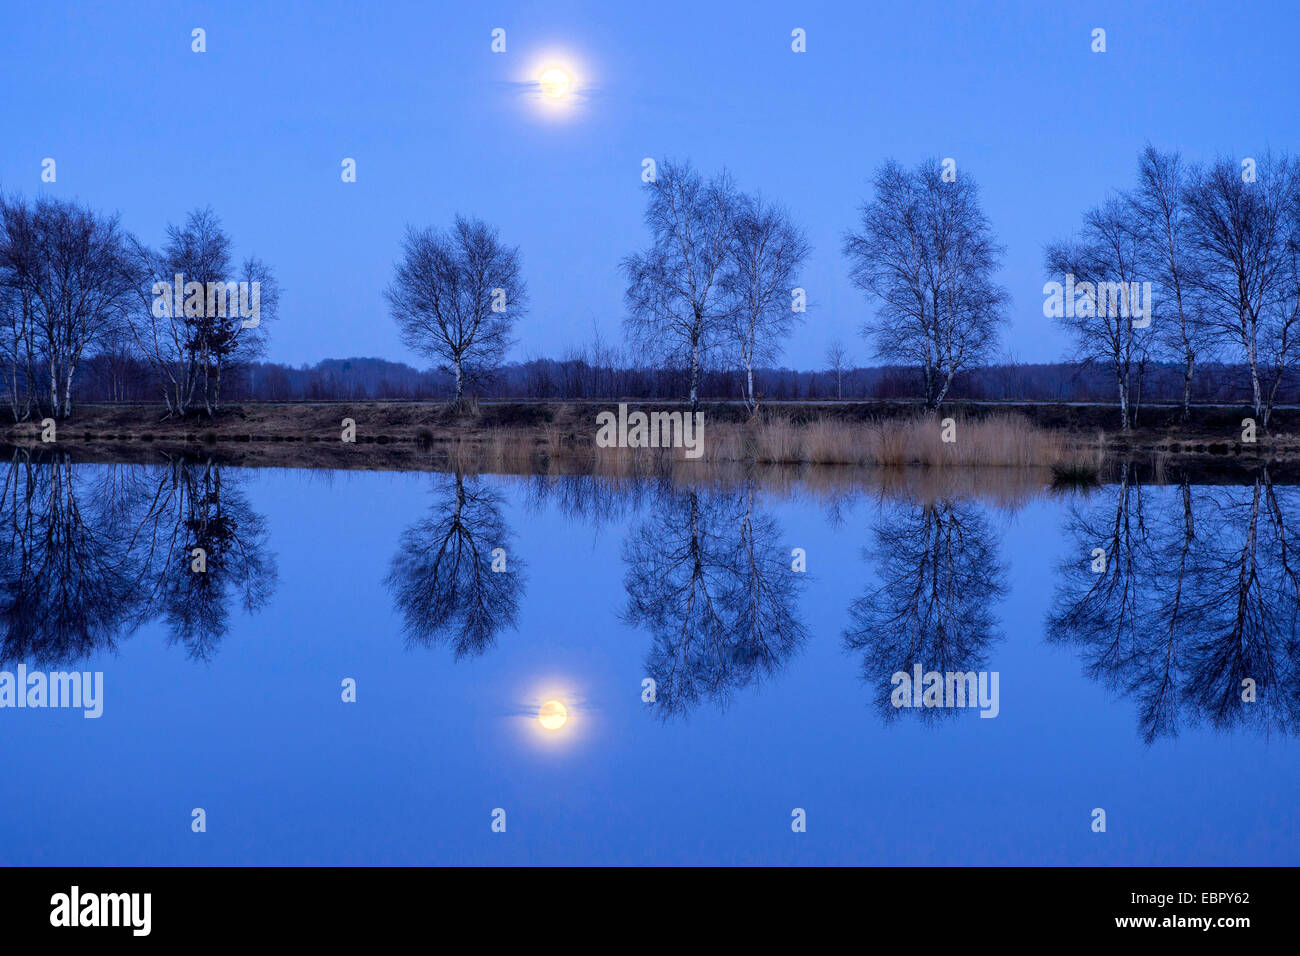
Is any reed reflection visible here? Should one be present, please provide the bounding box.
[526,472,655,533]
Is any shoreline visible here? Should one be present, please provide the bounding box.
[1,400,1297,481]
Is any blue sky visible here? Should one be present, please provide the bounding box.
[2,0,1296,369]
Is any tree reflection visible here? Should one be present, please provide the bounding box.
[0,451,277,664]
[0,453,140,663]
[1048,467,1300,741]
[385,471,526,658]
[134,458,277,660]
[622,483,807,717]
[843,498,1007,722]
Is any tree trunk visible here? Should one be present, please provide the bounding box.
[63,363,76,418]
[6,352,17,421]
[689,335,701,413]
[932,369,953,410]
[1181,353,1195,423]
[1246,318,1263,420]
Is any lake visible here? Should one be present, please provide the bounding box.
[1,455,1297,865]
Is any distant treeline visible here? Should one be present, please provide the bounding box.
[64,351,1300,407]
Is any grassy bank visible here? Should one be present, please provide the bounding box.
[2,400,1295,477]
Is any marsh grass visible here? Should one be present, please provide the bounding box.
[1048,432,1107,488]
[1049,461,1103,488]
[11,402,1105,494]
[588,411,1093,470]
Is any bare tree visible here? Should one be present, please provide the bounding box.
[825,339,848,399]
[165,208,230,416]
[125,209,274,417]
[724,193,809,412]
[1183,153,1300,426]
[1130,146,1214,422]
[385,217,525,405]
[844,159,1008,410]
[210,254,278,412]
[125,238,193,417]
[585,319,624,399]
[1046,197,1152,430]
[0,281,19,416]
[623,160,736,411]
[0,195,41,420]
[131,208,278,417]
[26,197,135,418]
[1272,223,1300,417]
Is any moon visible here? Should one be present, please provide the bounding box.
[539,67,571,99]
[538,699,569,730]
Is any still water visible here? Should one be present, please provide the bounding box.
[1,457,1297,865]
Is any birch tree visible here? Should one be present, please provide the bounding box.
[1129,146,1213,422]
[126,238,194,417]
[724,193,809,412]
[1183,154,1300,426]
[1046,198,1152,430]
[825,340,848,399]
[385,217,525,405]
[128,208,277,417]
[0,195,41,420]
[623,160,737,411]
[28,197,135,418]
[844,159,1007,410]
